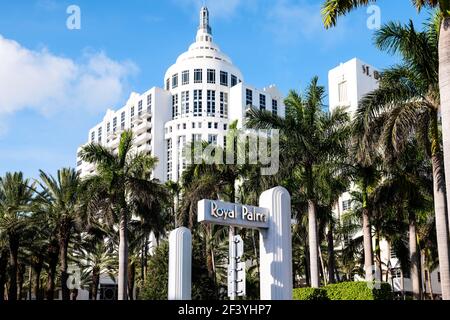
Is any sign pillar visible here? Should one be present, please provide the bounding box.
[168,227,192,300]
[259,187,293,300]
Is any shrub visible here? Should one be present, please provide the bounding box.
[293,287,329,300]
[325,281,393,300]
[293,282,393,301]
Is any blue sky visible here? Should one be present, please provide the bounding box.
[0,0,429,179]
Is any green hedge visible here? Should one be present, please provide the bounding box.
[293,281,393,301]
[293,287,329,300]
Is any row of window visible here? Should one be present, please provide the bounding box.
[245,89,279,115]
[172,90,228,119]
[166,69,240,90]
[90,94,152,143]
[166,122,228,134]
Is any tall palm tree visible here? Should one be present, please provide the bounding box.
[321,0,450,299]
[36,168,82,301]
[0,172,34,301]
[247,77,351,288]
[353,17,450,299]
[80,130,165,300]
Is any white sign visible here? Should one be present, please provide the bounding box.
[198,200,269,229]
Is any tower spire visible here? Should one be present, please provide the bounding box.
[198,5,212,35]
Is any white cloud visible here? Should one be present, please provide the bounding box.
[266,0,348,46]
[0,35,138,118]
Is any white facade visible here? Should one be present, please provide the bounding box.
[329,58,442,297]
[77,6,285,184]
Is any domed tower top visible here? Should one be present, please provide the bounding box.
[196,6,212,42]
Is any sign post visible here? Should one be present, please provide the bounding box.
[228,234,246,299]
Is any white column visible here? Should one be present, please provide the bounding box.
[259,186,293,300]
[168,227,192,300]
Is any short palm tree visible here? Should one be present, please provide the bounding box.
[80,130,165,300]
[247,77,351,288]
[0,172,34,301]
[36,168,82,301]
[354,16,450,299]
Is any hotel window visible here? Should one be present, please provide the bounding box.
[113,117,117,133]
[183,123,187,130]
[214,123,218,129]
[208,122,212,129]
[107,122,111,135]
[172,94,179,119]
[207,90,216,116]
[192,123,195,129]
[260,94,266,110]
[98,127,102,143]
[91,131,95,143]
[272,99,278,116]
[181,91,190,116]
[192,134,202,142]
[147,94,152,113]
[172,74,178,89]
[223,136,227,149]
[131,106,135,119]
[342,199,352,211]
[207,69,216,84]
[166,78,170,90]
[224,124,228,131]
[138,104,143,118]
[231,75,238,87]
[338,81,348,103]
[194,69,203,83]
[246,89,253,107]
[167,139,173,181]
[121,112,126,129]
[182,70,189,85]
[198,123,202,129]
[193,90,203,117]
[220,71,228,86]
[208,134,218,145]
[220,92,228,118]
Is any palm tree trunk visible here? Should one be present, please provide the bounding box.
[308,200,320,288]
[427,267,434,300]
[409,214,422,300]
[0,248,8,301]
[318,245,327,285]
[92,268,100,300]
[362,187,374,282]
[431,151,450,300]
[439,15,450,301]
[45,244,58,300]
[128,260,135,300]
[8,235,19,301]
[327,225,336,284]
[59,236,70,301]
[17,263,25,300]
[33,262,43,300]
[375,227,382,282]
[118,211,129,300]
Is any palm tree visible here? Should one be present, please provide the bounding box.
[80,130,165,300]
[321,0,450,299]
[353,16,450,299]
[247,77,351,288]
[35,168,82,301]
[0,172,34,301]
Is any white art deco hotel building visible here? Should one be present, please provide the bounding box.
[76,7,285,182]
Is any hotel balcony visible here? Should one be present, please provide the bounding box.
[133,116,152,135]
[135,132,152,145]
